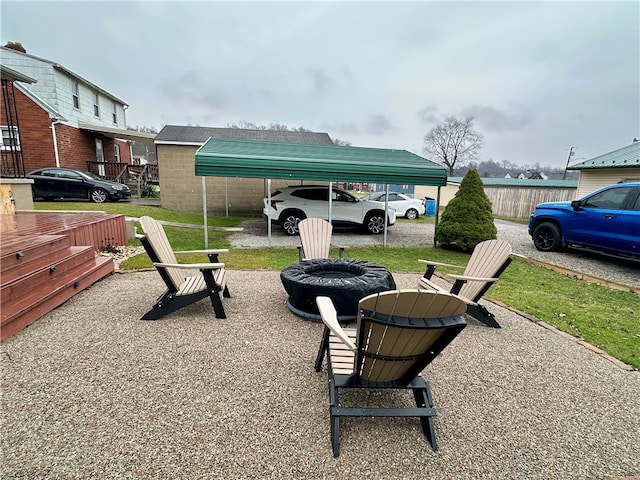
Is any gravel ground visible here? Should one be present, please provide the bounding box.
[2,270,639,479]
[229,219,640,290]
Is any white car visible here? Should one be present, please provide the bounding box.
[263,185,396,235]
[362,192,424,219]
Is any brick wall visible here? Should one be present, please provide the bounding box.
[157,144,293,214]
[1,87,55,172]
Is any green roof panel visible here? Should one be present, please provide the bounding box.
[568,142,640,170]
[194,138,447,186]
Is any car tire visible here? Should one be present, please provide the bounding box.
[365,212,386,234]
[90,188,109,204]
[533,222,562,252]
[405,208,419,220]
[280,211,305,236]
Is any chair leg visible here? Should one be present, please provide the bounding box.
[202,270,227,319]
[413,385,438,451]
[466,304,501,328]
[329,378,341,458]
[223,285,231,299]
[315,327,329,372]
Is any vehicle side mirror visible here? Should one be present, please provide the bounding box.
[571,200,582,211]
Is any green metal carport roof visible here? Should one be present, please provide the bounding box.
[194,138,447,185]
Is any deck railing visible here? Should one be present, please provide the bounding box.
[86,162,159,185]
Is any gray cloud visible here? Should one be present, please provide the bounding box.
[418,105,439,124]
[365,114,395,135]
[462,105,533,132]
[305,68,332,94]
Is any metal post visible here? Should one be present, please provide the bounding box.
[202,176,208,248]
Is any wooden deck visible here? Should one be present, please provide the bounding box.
[1,212,127,340]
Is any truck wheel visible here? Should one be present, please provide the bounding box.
[533,222,562,252]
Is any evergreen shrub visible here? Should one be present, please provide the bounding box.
[434,169,497,251]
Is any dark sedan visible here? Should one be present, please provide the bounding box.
[27,167,131,203]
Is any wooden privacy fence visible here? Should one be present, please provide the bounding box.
[485,186,577,219]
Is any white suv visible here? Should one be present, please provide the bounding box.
[263,185,396,236]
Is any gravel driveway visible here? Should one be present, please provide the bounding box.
[229,219,640,290]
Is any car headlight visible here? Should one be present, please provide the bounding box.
[110,184,124,191]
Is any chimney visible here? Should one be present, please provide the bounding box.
[4,41,27,53]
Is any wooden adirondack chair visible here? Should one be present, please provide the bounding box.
[297,217,346,262]
[315,289,467,457]
[418,239,512,328]
[138,216,231,320]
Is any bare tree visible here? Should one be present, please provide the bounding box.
[423,116,483,175]
[333,138,352,146]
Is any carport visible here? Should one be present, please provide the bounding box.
[194,138,447,246]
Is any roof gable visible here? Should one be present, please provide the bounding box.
[155,125,334,145]
[0,46,127,106]
[568,142,640,170]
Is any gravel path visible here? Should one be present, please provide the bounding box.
[2,270,639,479]
[229,219,640,290]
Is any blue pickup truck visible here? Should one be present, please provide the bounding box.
[528,181,640,259]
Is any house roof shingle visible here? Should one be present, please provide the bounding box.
[155,125,334,146]
[568,142,640,170]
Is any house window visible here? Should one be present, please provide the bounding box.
[1,126,20,149]
[112,102,117,125]
[72,81,80,109]
[95,139,105,176]
[93,93,100,117]
[114,144,120,163]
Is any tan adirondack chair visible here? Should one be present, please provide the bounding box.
[315,289,467,457]
[297,217,346,261]
[138,216,231,320]
[418,239,512,328]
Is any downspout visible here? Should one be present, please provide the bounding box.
[51,118,61,167]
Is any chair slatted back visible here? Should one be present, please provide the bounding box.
[459,240,512,302]
[140,216,185,290]
[354,290,467,385]
[299,218,332,260]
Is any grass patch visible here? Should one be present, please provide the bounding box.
[32,201,243,227]
[39,202,637,369]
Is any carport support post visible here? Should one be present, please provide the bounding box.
[267,178,272,246]
[433,186,442,247]
[202,176,209,248]
[383,184,389,247]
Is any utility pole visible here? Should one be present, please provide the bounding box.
[562,147,574,180]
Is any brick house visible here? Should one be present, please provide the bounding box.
[1,42,154,179]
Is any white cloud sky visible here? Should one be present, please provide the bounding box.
[2,0,638,168]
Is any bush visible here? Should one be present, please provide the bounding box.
[141,184,160,198]
[434,169,496,251]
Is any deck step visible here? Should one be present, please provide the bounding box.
[1,246,96,303]
[0,256,114,340]
[0,234,70,275]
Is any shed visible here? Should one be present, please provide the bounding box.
[568,142,640,197]
[154,125,335,214]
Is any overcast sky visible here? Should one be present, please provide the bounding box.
[2,1,639,168]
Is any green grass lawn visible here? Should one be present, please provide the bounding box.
[35,201,640,370]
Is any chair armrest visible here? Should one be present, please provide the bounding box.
[175,249,229,255]
[446,274,499,283]
[418,259,463,269]
[418,259,463,280]
[316,296,357,352]
[153,262,225,270]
